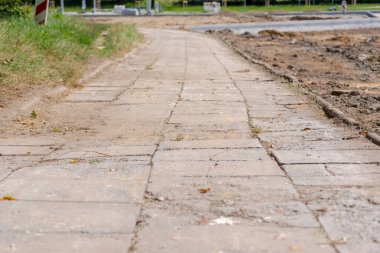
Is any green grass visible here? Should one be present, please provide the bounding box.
[101,23,140,57]
[0,13,139,101]
[173,134,184,141]
[250,126,262,137]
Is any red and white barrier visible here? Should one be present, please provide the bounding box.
[34,0,50,25]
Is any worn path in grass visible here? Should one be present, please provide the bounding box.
[0,29,379,252]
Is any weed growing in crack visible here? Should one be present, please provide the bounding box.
[174,134,184,141]
[145,63,154,70]
[30,110,37,119]
[250,126,262,137]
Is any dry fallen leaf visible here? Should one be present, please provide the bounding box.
[198,188,211,194]
[0,195,16,201]
[199,215,208,225]
[289,245,303,251]
[69,159,79,164]
[302,127,311,131]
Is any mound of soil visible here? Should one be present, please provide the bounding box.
[215,28,380,134]
[289,15,339,21]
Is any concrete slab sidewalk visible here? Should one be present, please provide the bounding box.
[0,29,379,252]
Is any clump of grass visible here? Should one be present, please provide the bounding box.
[100,23,141,57]
[288,83,297,89]
[30,110,37,119]
[250,126,262,137]
[174,134,184,141]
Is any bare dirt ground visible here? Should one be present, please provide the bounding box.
[213,28,380,134]
[86,12,343,28]
[87,12,278,27]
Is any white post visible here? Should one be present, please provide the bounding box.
[60,0,64,13]
[155,1,159,12]
[146,0,151,15]
[93,0,96,13]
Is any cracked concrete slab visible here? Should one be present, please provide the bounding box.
[0,146,57,156]
[47,145,156,160]
[284,164,380,177]
[135,207,335,253]
[273,150,380,164]
[153,148,271,162]
[0,233,131,253]
[275,139,379,151]
[0,201,138,234]
[65,90,120,102]
[152,160,282,177]
[0,162,150,203]
[146,176,297,202]
[319,209,380,243]
[159,139,262,150]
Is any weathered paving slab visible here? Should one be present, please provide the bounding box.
[46,145,156,160]
[0,201,138,233]
[273,150,380,164]
[0,162,150,203]
[259,128,358,144]
[296,186,380,210]
[146,176,298,202]
[0,145,56,156]
[65,90,120,102]
[319,209,380,243]
[0,233,131,253]
[274,139,379,151]
[135,206,335,253]
[153,148,271,162]
[285,164,380,177]
[290,174,380,186]
[0,156,44,172]
[168,113,247,125]
[336,243,380,253]
[251,118,334,132]
[152,160,282,177]
[159,139,262,150]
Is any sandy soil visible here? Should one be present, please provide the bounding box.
[86,12,355,28]
[214,28,380,134]
[86,12,282,27]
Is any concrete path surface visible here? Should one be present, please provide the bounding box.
[0,29,379,253]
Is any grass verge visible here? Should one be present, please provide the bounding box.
[0,13,140,103]
[101,23,141,57]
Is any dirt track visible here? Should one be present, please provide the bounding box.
[214,28,380,134]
